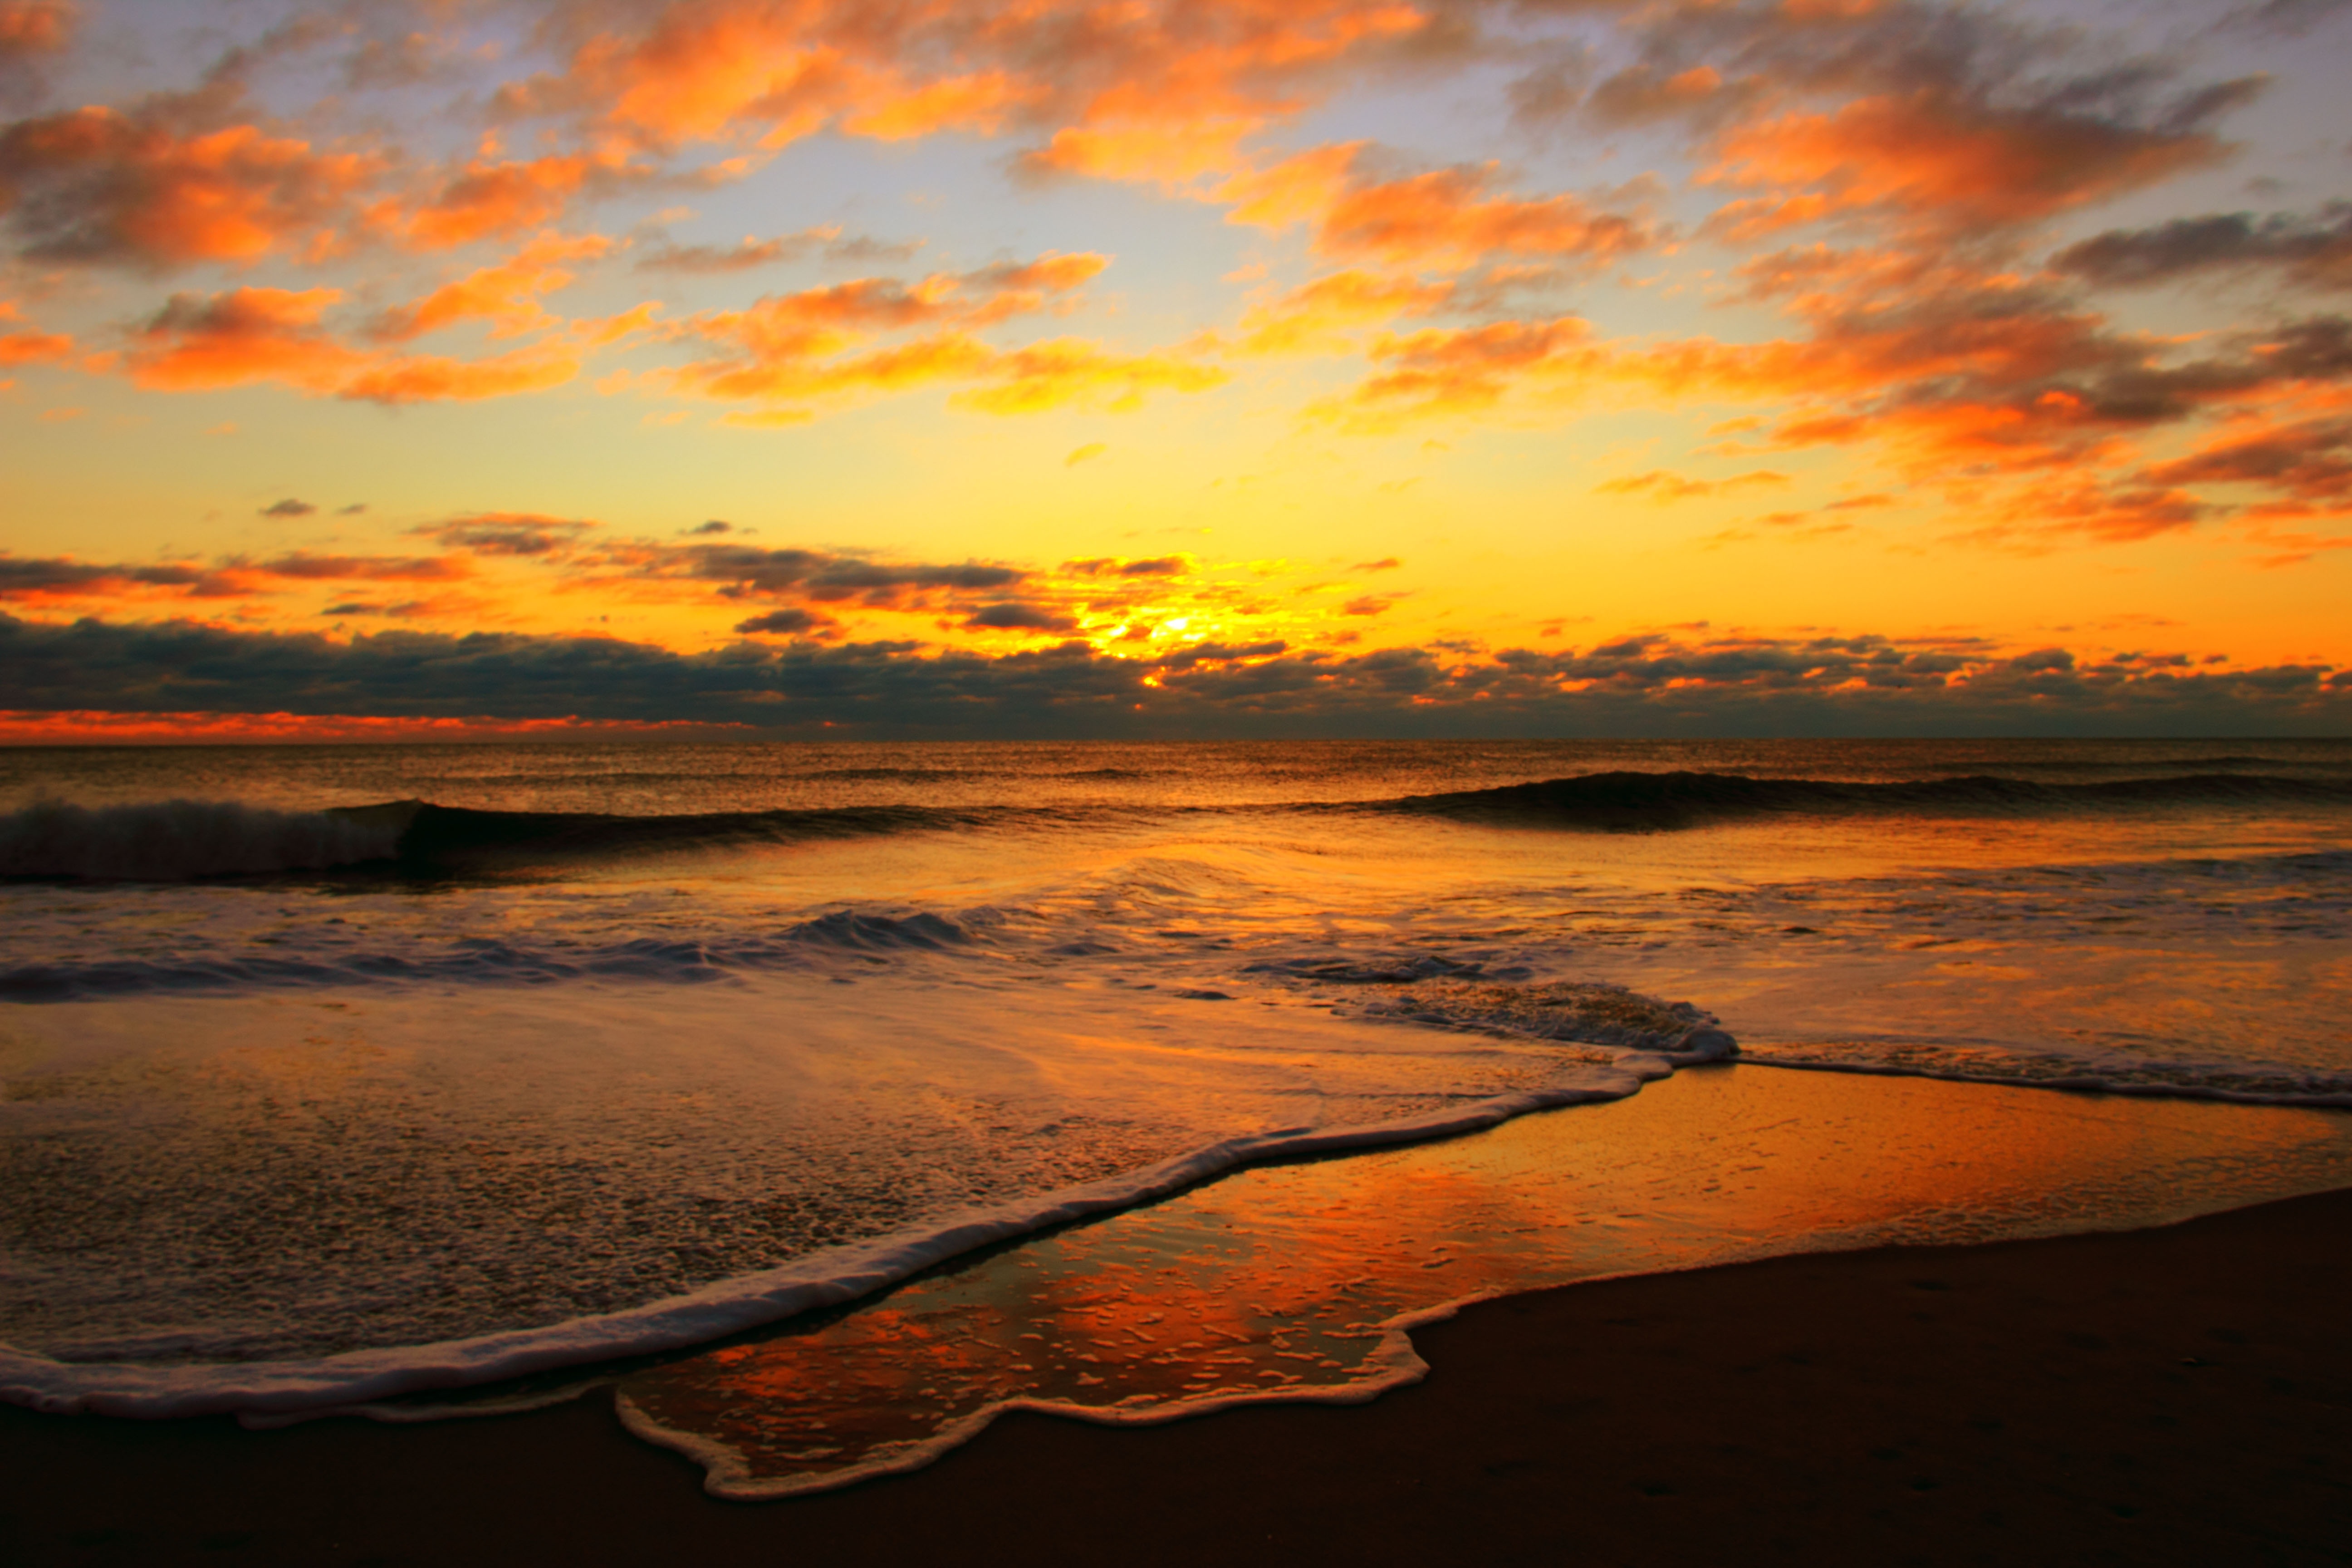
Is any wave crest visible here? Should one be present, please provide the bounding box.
[0,800,408,880]
[1385,769,2352,828]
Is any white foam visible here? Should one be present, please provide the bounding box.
[0,1079,1645,1422]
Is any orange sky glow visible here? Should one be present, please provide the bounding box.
[3,0,2350,737]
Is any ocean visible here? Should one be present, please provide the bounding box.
[4,739,2351,1494]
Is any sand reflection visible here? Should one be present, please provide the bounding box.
[614,1065,2352,1497]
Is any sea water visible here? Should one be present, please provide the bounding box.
[3,740,2349,1483]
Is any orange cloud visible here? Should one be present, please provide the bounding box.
[0,105,379,268]
[387,152,637,251]
[1596,469,1791,502]
[1588,61,1759,128]
[657,252,1206,416]
[507,0,1426,191]
[368,231,616,342]
[1216,143,1649,272]
[1705,87,2243,234]
[0,317,69,363]
[1216,141,1362,228]
[337,347,583,405]
[1318,165,1649,269]
[122,285,587,403]
[950,338,1227,414]
[1020,118,1264,186]
[1953,482,2214,548]
[1236,270,1452,354]
[1331,317,1596,424]
[0,1,71,57]
[842,70,1036,142]
[126,286,358,392]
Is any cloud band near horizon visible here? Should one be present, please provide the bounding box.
[5,613,2345,740]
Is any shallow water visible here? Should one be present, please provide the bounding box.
[2,739,2348,1427]
[608,1066,2352,1497]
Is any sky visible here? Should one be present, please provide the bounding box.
[3,0,2351,740]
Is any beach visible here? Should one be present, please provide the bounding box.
[5,1177,2347,1566]
[5,740,2351,1554]
[11,0,2352,1554]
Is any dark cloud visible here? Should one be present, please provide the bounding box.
[1553,0,2263,235]
[2213,0,2352,37]
[2144,416,2352,504]
[635,230,841,274]
[415,514,597,557]
[0,2,70,64]
[1726,251,2352,485]
[261,497,316,517]
[0,555,225,598]
[0,1,71,108]
[686,519,731,535]
[3,614,2346,737]
[647,544,1026,605]
[246,551,461,582]
[339,28,452,93]
[825,234,925,265]
[964,602,1078,633]
[1156,639,1287,670]
[2052,206,2352,290]
[1061,555,1189,578]
[0,548,462,602]
[733,607,834,637]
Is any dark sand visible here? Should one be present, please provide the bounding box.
[5,1186,2348,1567]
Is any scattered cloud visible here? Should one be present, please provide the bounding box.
[414,513,598,557]
[0,92,380,268]
[635,227,918,273]
[2053,206,2352,290]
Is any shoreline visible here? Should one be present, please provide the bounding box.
[5,1183,2349,1565]
[9,1063,2352,1509]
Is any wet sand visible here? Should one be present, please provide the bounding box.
[5,1182,2348,1566]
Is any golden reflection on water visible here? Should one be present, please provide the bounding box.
[615,1064,2352,1497]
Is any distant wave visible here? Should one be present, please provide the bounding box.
[0,793,1105,881]
[1941,755,2299,774]
[0,909,989,1000]
[0,800,408,880]
[11,767,2348,882]
[1379,770,2352,829]
[800,767,988,782]
[385,799,1014,871]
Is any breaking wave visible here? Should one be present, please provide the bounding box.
[1382,770,2352,829]
[0,800,409,880]
[0,909,991,1000]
